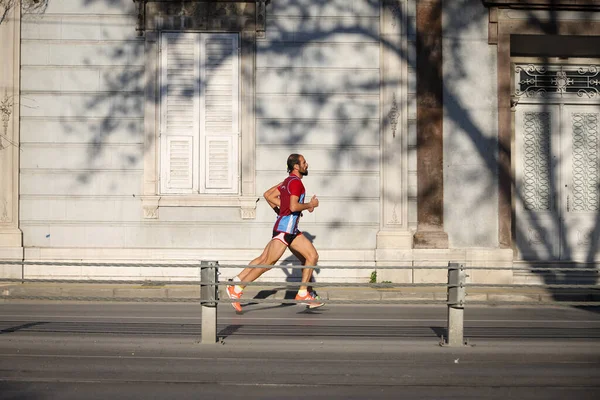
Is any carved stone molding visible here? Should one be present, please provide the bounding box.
[388,93,399,138]
[510,95,519,111]
[576,230,593,246]
[1,0,47,25]
[0,93,12,150]
[142,196,160,219]
[133,0,268,36]
[134,0,146,36]
[386,1,402,27]
[256,0,266,38]
[0,199,8,223]
[240,197,258,219]
[378,0,411,249]
[140,196,259,219]
[389,203,400,225]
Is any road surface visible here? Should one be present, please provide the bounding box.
[1,302,599,399]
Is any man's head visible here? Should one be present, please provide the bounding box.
[286,153,308,176]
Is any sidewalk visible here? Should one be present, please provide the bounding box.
[1,282,599,303]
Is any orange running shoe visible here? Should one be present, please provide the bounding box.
[226,284,243,312]
[295,291,324,309]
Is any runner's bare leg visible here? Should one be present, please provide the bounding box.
[239,239,288,285]
[290,247,315,293]
[288,234,318,292]
[236,240,276,286]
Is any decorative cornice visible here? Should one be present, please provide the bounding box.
[133,0,269,37]
[140,195,259,219]
[482,0,600,10]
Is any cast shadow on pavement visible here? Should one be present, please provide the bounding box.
[1,321,48,334]
[238,231,323,314]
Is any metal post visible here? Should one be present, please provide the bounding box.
[200,261,219,344]
[445,262,466,346]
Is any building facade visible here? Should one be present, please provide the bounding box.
[1,0,599,284]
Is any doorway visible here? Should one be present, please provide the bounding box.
[513,58,600,261]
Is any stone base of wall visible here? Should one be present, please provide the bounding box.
[7,246,537,285]
[0,240,23,261]
[376,248,514,284]
[7,247,596,287]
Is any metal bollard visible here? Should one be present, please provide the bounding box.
[200,260,219,344]
[445,262,466,346]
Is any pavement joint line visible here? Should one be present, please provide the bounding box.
[2,282,600,303]
[1,315,599,323]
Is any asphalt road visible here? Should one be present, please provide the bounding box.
[1,302,599,399]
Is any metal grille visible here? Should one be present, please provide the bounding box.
[515,64,600,99]
[571,112,599,212]
[522,111,551,211]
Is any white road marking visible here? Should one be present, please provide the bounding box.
[0,353,598,365]
[0,315,599,323]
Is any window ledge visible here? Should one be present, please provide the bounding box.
[141,195,259,220]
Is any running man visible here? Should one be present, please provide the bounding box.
[226,154,324,311]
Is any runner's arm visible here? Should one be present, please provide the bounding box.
[290,194,318,213]
[264,183,282,214]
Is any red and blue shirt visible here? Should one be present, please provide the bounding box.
[274,175,305,234]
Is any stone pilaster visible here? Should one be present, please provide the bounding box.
[0,1,23,260]
[376,0,413,255]
[414,0,448,249]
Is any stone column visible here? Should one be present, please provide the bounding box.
[413,0,448,248]
[0,1,23,260]
[376,0,413,255]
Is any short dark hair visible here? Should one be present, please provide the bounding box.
[286,153,302,173]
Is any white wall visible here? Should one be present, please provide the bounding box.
[256,0,382,251]
[19,0,146,251]
[19,0,383,265]
[442,0,499,248]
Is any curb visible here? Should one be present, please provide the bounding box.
[1,283,599,303]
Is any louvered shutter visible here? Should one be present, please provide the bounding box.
[160,33,200,193]
[200,33,240,194]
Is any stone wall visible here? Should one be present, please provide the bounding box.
[0,0,22,270]
[442,0,499,248]
[16,1,391,282]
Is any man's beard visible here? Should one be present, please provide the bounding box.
[300,170,308,176]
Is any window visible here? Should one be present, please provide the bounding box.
[160,32,240,195]
[140,17,257,220]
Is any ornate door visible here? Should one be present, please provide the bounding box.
[561,105,599,260]
[514,60,600,261]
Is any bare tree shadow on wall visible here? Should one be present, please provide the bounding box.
[444,0,599,307]
[0,0,47,25]
[18,0,599,308]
